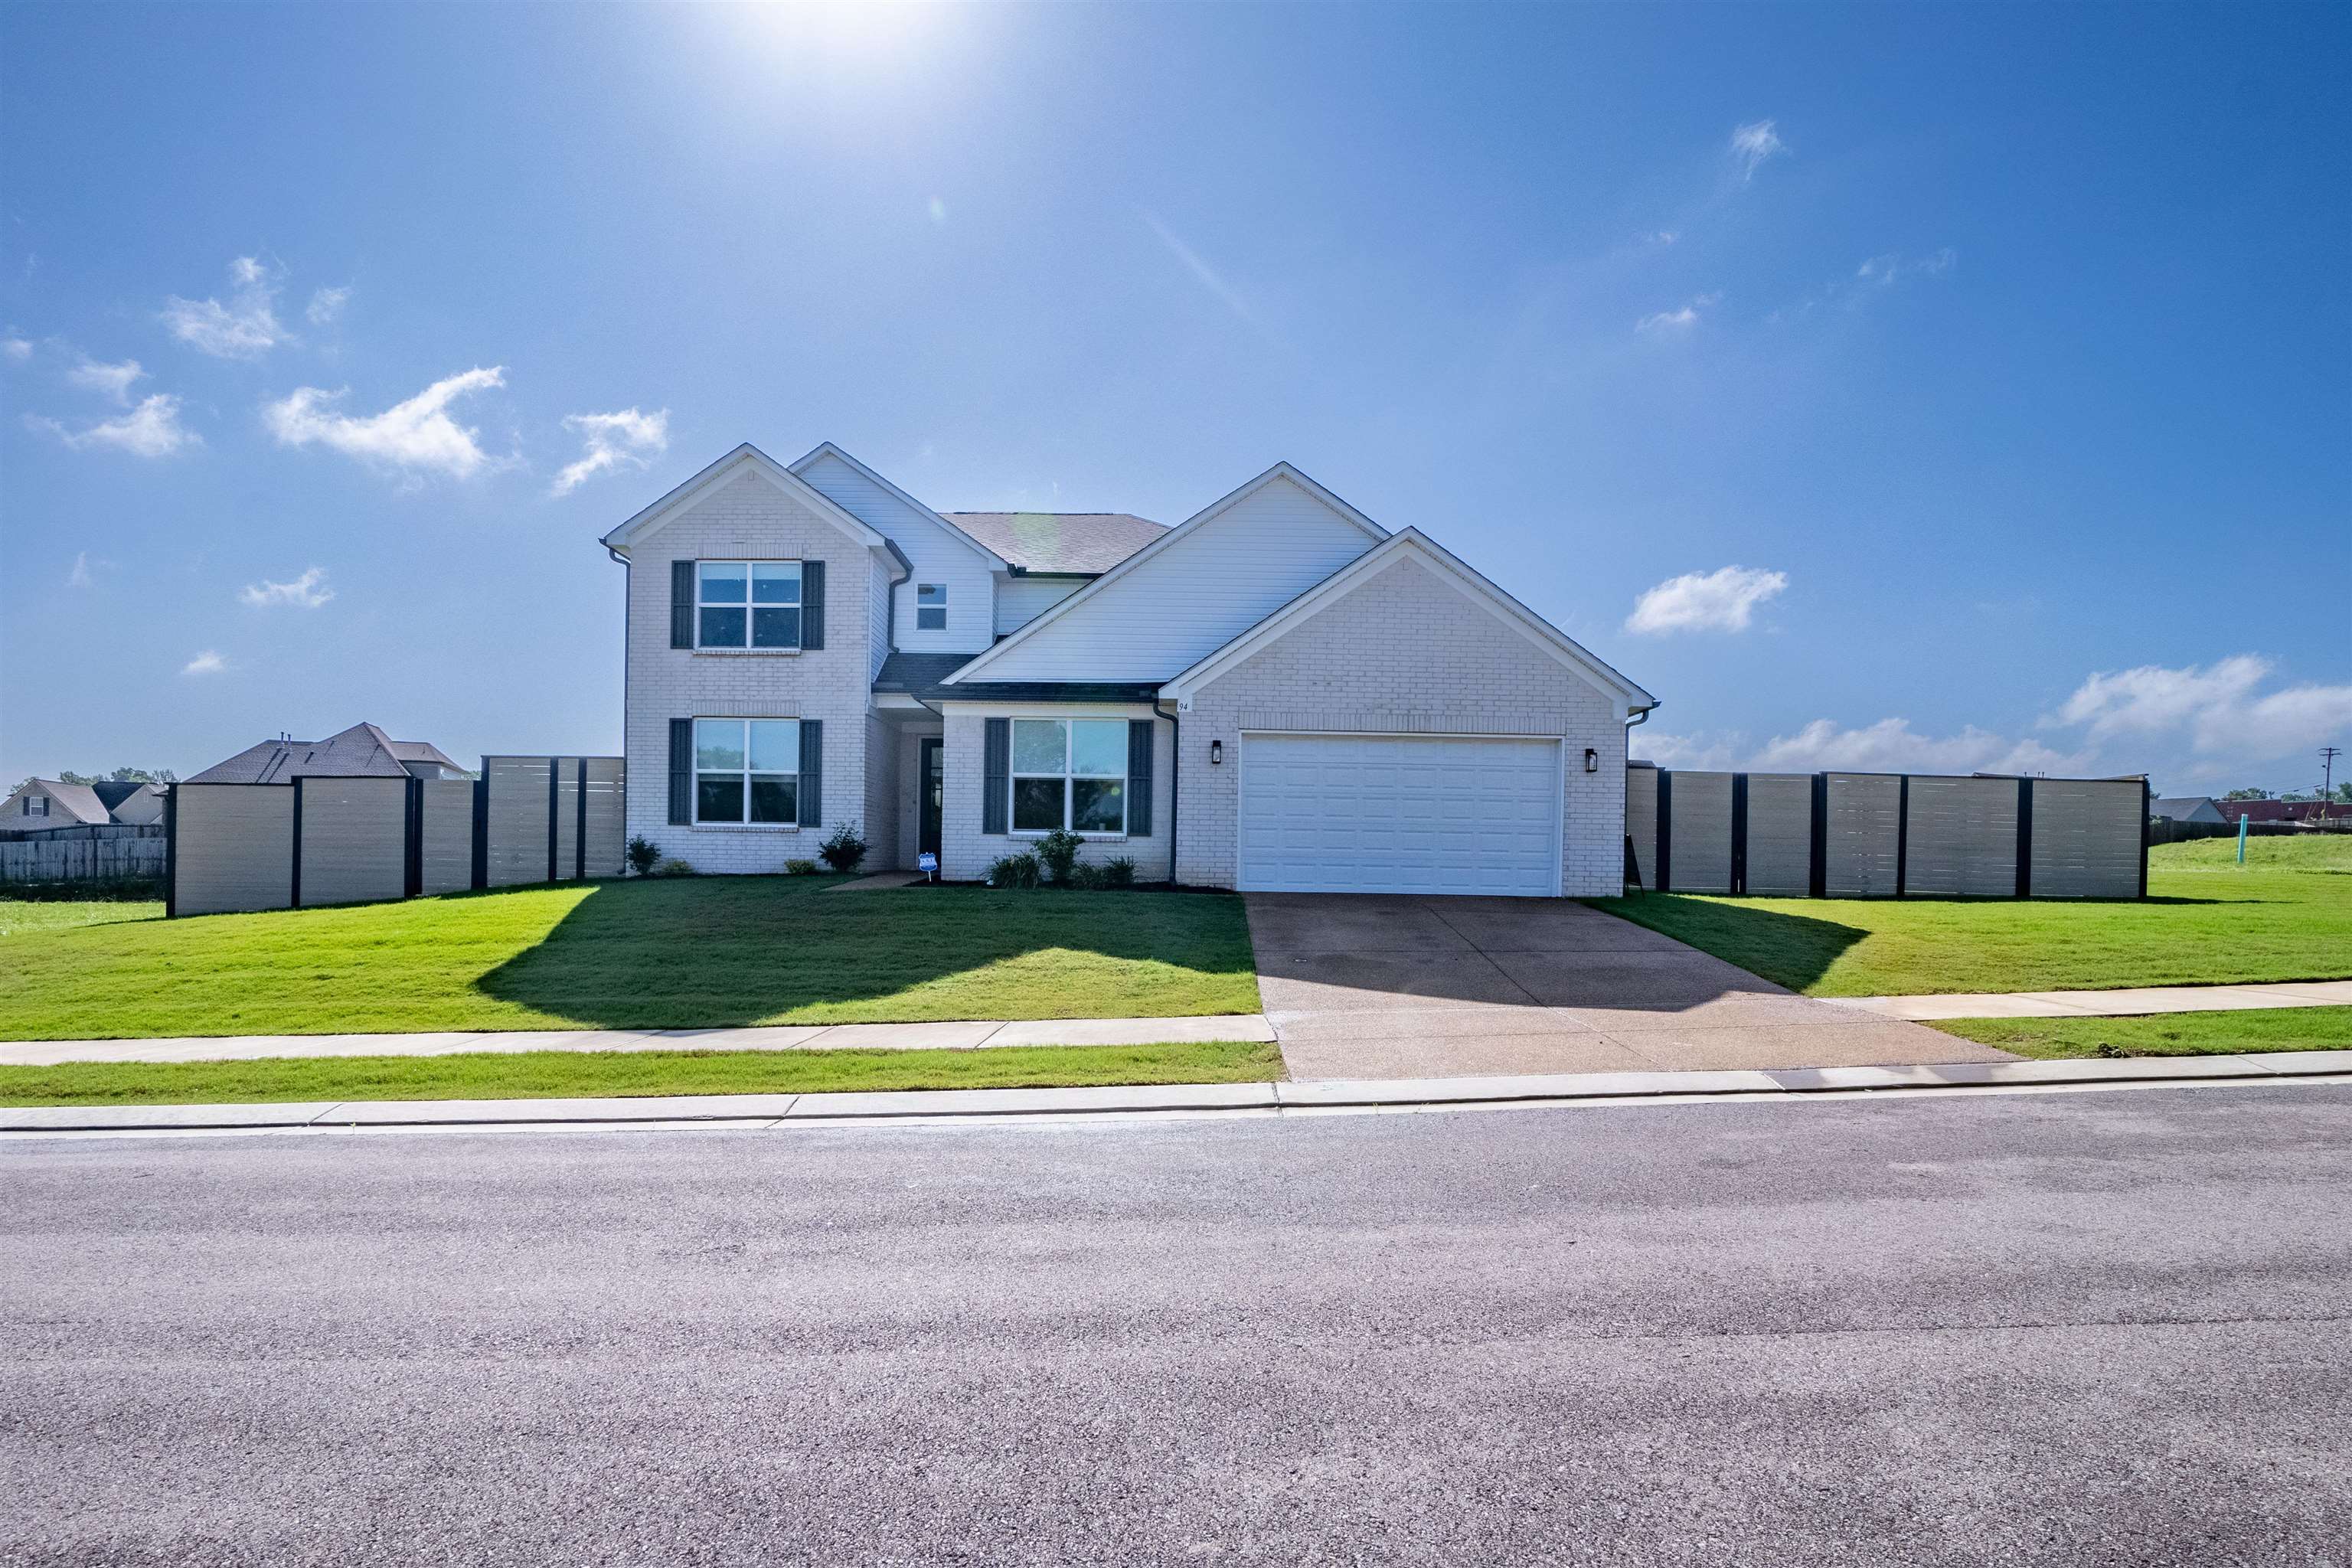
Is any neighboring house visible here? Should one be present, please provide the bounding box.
[2212,798,2352,826]
[2,778,164,835]
[605,443,1658,897]
[188,723,470,785]
[2150,796,2228,825]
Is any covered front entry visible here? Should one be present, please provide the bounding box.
[1236,733,1563,897]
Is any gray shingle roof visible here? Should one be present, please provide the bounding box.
[942,512,1165,576]
[26,781,113,825]
[187,722,442,784]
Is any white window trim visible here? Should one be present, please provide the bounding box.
[691,717,803,830]
[24,794,48,817]
[695,560,804,652]
[915,582,948,632]
[1008,716,1129,840]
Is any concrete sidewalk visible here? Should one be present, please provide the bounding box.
[5,1050,2349,1135]
[1828,978,2352,1021]
[0,1014,1277,1069]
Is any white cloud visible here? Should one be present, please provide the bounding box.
[1626,564,1788,634]
[1637,292,1722,333]
[162,256,288,358]
[1636,719,2089,777]
[928,197,948,224]
[25,394,200,457]
[2,335,31,362]
[1730,119,1786,181]
[1139,208,1253,322]
[551,406,669,496]
[305,286,351,326]
[239,566,335,609]
[67,354,145,405]
[67,551,93,589]
[181,650,227,677]
[1857,249,1958,287]
[2050,656,2352,761]
[264,366,505,479]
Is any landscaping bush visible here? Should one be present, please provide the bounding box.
[652,858,696,877]
[624,836,662,877]
[985,851,1041,889]
[783,858,822,876]
[1033,828,1085,884]
[1063,861,1105,891]
[818,822,869,874]
[1099,856,1137,889]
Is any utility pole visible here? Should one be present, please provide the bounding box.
[2323,746,2341,800]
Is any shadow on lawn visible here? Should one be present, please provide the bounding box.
[472,876,1257,1028]
[1589,895,1873,994]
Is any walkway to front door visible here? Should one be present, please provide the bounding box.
[1245,893,2011,1081]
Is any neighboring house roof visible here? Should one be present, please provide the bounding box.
[18,781,113,825]
[788,443,1008,571]
[600,443,902,561]
[2151,796,2226,823]
[1158,528,1658,714]
[187,722,446,784]
[2213,799,2352,823]
[89,780,152,812]
[946,461,1390,686]
[942,513,1166,576]
[386,740,462,771]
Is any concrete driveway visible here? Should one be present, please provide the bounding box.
[1246,893,2011,1080]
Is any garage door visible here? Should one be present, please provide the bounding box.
[1239,733,1562,896]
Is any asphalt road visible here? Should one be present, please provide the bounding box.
[6,1086,2350,1567]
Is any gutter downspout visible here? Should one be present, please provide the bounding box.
[1153,700,1180,888]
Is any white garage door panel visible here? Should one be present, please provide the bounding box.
[1240,733,1561,896]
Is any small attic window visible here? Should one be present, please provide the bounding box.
[24,794,47,817]
[916,583,947,632]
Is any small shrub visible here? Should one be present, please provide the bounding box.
[652,857,696,877]
[818,821,870,874]
[1063,861,1105,891]
[625,836,662,877]
[1099,856,1137,889]
[985,851,1041,889]
[1033,828,1085,884]
[783,858,822,876]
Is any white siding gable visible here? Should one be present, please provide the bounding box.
[792,449,996,655]
[995,574,1086,635]
[954,474,1380,683]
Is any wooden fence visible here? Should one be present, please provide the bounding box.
[0,825,167,885]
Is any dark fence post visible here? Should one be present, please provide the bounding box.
[1893,775,1909,900]
[1730,773,1749,896]
[2139,780,2151,899]
[1808,774,1828,899]
[165,786,178,919]
[547,758,560,884]
[575,757,588,880]
[405,776,423,898]
[289,777,305,910]
[1655,769,1674,893]
[471,773,490,890]
[2014,778,2034,899]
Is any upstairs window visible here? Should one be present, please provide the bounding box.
[916,583,948,632]
[1011,717,1127,835]
[698,561,802,649]
[24,794,47,817]
[695,718,800,825]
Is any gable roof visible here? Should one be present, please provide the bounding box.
[16,780,113,825]
[786,442,1008,570]
[187,722,438,784]
[945,462,1389,685]
[945,512,1165,575]
[600,443,895,555]
[1159,528,1658,712]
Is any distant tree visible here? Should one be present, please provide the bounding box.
[2337,783,2352,804]
[2222,787,2275,800]
[19,766,178,792]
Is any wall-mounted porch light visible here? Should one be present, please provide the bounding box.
[1583,747,1599,773]
[1210,739,1224,765]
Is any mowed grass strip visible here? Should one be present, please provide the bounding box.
[1930,1005,2352,1061]
[1584,837,2352,997]
[0,877,1262,1041]
[0,1039,1286,1107]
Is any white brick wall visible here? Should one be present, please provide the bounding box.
[939,703,1175,883]
[621,469,880,874]
[1176,557,1630,896]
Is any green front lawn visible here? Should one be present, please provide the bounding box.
[0,1039,1285,1108]
[1586,836,2352,997]
[0,877,1261,1040]
[1931,1006,2352,1061]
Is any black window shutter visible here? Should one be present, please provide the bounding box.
[667,719,691,825]
[670,561,695,648]
[982,718,1010,835]
[801,560,825,650]
[1126,719,1155,837]
[799,719,823,829]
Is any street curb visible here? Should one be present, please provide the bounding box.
[5,1051,2350,1135]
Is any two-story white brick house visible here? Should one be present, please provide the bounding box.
[604,443,1657,896]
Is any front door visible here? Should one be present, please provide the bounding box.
[919,738,944,858]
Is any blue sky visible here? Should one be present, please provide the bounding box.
[4,2,2347,796]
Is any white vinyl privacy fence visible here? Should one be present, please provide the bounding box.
[167,756,624,917]
[1625,766,2148,900]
